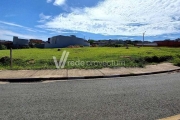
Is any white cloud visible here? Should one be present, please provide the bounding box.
[0,21,48,40]
[0,21,36,32]
[0,21,28,29]
[38,13,51,23]
[0,29,48,41]
[53,0,66,6]
[0,21,46,33]
[0,29,37,40]
[40,13,51,20]
[47,0,52,3]
[46,0,66,7]
[39,0,180,36]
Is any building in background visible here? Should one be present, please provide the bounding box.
[13,36,29,47]
[0,40,6,43]
[45,35,90,48]
[156,40,180,47]
[135,42,158,47]
[0,40,13,49]
[91,39,125,46]
[29,39,43,45]
[29,39,45,48]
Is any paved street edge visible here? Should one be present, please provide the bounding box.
[0,68,179,82]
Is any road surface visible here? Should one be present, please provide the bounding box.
[0,73,180,120]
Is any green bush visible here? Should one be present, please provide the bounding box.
[0,44,7,50]
[114,44,123,47]
[0,56,10,65]
[144,55,172,63]
[173,57,180,66]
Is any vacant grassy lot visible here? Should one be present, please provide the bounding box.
[0,47,180,70]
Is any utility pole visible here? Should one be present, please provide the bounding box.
[142,31,146,47]
[10,48,12,69]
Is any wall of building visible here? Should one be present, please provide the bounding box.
[13,36,29,46]
[45,35,90,48]
[0,41,13,49]
[156,41,180,47]
[35,44,45,48]
[29,39,43,44]
[135,43,158,47]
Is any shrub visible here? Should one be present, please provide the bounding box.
[21,45,30,49]
[0,56,10,65]
[173,57,180,66]
[114,44,123,47]
[0,44,7,50]
[144,55,172,63]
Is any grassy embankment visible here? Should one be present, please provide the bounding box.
[0,47,180,70]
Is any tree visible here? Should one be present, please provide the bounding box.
[175,38,180,41]
[0,44,7,50]
[88,40,95,45]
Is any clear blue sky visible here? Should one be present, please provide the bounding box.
[0,0,180,41]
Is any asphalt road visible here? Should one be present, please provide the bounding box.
[0,73,180,120]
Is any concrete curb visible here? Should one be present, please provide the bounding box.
[0,68,179,83]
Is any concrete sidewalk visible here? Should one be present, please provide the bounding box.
[0,63,179,82]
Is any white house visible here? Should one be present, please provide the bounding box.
[45,35,90,48]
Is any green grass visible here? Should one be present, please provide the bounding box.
[0,47,180,70]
